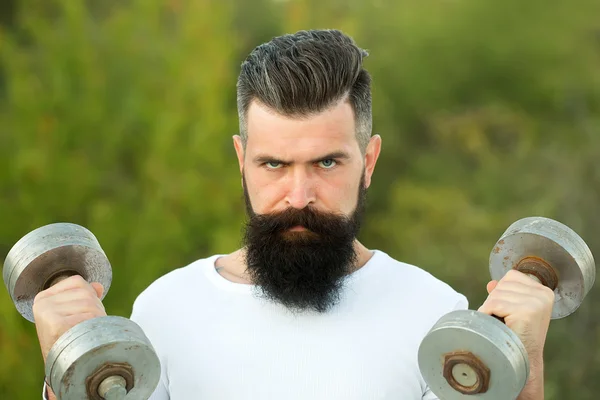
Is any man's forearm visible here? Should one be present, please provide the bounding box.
[517,359,544,400]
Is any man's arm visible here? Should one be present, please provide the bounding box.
[478,270,553,400]
[516,358,544,400]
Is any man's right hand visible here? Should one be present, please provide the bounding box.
[32,275,107,399]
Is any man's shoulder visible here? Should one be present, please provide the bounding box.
[369,250,469,312]
[130,254,221,314]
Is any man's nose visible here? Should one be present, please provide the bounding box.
[284,169,316,209]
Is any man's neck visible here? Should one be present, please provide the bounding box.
[214,241,373,284]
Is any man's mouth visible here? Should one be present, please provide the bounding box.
[288,226,307,232]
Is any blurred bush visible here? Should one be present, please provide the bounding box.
[1,0,599,398]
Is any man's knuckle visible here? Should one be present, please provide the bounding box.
[77,287,94,297]
[72,275,89,286]
[528,298,547,313]
[505,269,521,279]
[82,312,97,319]
[82,298,98,309]
[534,288,554,304]
[544,287,556,300]
[32,297,42,311]
[33,290,49,304]
[32,298,51,316]
[486,298,500,310]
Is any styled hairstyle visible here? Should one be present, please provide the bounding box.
[236,29,372,153]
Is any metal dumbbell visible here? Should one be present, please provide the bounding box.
[2,223,161,400]
[418,216,596,400]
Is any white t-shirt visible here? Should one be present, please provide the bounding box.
[43,250,468,399]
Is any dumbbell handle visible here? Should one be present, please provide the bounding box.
[43,271,81,290]
[514,257,558,291]
[98,376,127,400]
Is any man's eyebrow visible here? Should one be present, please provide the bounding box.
[252,151,351,164]
[308,151,351,163]
[253,154,289,164]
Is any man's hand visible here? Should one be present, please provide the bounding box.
[478,269,555,400]
[32,275,107,400]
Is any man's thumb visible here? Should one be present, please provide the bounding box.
[90,282,104,299]
[486,280,499,294]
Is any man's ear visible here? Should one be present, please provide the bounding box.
[233,135,245,175]
[363,134,382,188]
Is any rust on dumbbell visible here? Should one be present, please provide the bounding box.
[514,256,558,291]
[86,361,134,400]
[442,351,490,395]
[492,239,505,254]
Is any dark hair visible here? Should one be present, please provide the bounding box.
[236,29,372,152]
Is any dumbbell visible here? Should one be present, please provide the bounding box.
[2,223,161,400]
[417,216,596,400]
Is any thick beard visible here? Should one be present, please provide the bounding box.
[241,172,367,314]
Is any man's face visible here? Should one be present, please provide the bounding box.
[233,99,380,313]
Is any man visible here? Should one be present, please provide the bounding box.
[36,29,553,399]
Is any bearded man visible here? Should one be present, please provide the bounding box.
[35,29,552,400]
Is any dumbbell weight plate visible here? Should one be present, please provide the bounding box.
[418,310,529,400]
[46,315,161,400]
[489,217,596,319]
[2,223,112,322]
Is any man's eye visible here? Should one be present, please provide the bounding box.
[265,161,282,169]
[318,159,337,169]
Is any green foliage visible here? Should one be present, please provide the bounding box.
[1,0,599,398]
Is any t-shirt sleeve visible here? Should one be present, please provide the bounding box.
[452,293,469,311]
[421,387,439,400]
[129,293,171,400]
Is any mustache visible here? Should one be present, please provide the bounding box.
[247,206,353,236]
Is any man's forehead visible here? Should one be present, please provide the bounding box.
[245,100,357,153]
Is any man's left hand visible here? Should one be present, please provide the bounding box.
[477,269,555,399]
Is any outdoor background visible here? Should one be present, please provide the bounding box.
[1,0,599,399]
